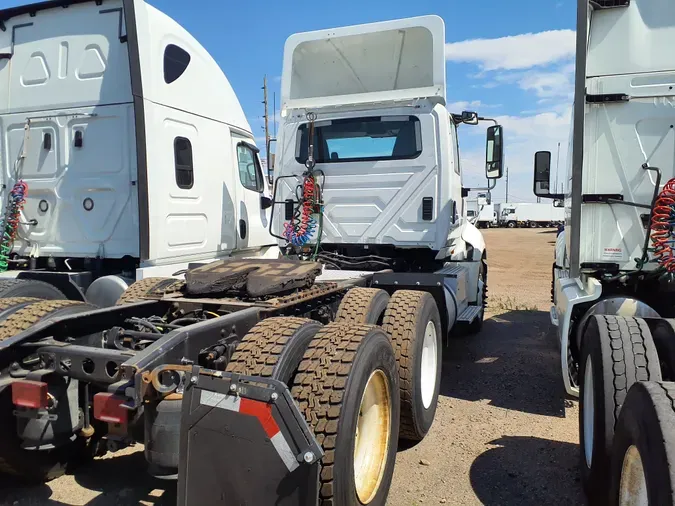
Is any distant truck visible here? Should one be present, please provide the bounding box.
[466,200,498,228]
[500,202,564,228]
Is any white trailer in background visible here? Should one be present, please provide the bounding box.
[500,202,563,228]
[466,199,498,228]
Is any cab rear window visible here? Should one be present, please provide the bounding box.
[296,116,422,164]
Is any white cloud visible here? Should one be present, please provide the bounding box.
[446,100,482,112]
[445,30,576,71]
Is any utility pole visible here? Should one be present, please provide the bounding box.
[505,166,509,203]
[262,76,270,169]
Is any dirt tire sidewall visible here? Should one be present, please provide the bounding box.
[507,222,516,228]
[332,330,400,506]
[0,280,65,300]
[610,382,675,506]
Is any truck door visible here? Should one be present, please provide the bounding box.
[231,136,272,249]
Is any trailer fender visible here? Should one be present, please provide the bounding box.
[556,276,602,397]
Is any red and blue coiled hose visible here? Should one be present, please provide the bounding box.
[283,174,319,247]
[0,181,28,272]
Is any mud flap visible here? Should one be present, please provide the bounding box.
[177,368,323,506]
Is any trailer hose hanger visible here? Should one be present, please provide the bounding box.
[651,177,675,273]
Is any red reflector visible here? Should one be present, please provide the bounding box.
[11,380,49,409]
[93,393,128,424]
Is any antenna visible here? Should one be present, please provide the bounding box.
[262,75,270,168]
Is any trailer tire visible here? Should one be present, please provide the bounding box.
[335,287,390,325]
[116,277,183,305]
[226,317,323,384]
[579,315,662,504]
[0,279,64,300]
[0,300,100,481]
[292,323,399,506]
[610,382,675,506]
[382,290,442,441]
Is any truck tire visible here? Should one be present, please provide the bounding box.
[0,297,39,322]
[0,300,98,342]
[382,290,442,441]
[116,277,182,305]
[226,317,323,384]
[579,315,662,504]
[529,221,537,228]
[291,323,399,506]
[0,300,100,481]
[0,279,64,300]
[507,221,516,228]
[610,382,675,506]
[335,287,390,325]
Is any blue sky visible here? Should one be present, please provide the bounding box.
[1,0,578,202]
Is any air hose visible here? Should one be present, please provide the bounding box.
[283,173,320,248]
[0,181,28,272]
[650,177,675,273]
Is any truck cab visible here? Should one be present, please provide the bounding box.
[272,16,504,274]
[0,0,275,306]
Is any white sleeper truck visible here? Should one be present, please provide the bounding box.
[0,0,275,307]
[534,0,675,504]
[0,12,504,506]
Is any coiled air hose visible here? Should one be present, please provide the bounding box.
[0,181,28,272]
[283,173,320,248]
[650,177,675,273]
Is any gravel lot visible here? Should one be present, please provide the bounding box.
[0,228,585,506]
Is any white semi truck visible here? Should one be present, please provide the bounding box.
[467,200,498,228]
[0,7,503,505]
[534,1,675,504]
[500,202,564,228]
[0,0,277,308]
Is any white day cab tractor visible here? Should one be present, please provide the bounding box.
[534,0,675,504]
[0,7,504,506]
[0,0,277,308]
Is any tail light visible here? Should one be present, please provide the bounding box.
[11,380,49,409]
[93,393,128,424]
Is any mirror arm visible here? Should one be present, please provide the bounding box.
[478,117,499,126]
[464,179,498,192]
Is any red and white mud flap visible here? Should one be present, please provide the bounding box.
[199,390,299,472]
[177,369,323,506]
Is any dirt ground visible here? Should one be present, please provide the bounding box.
[0,228,585,506]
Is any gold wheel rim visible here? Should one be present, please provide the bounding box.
[354,369,391,504]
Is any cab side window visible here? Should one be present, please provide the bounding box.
[236,144,264,192]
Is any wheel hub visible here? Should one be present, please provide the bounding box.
[619,445,648,506]
[583,356,595,468]
[354,369,391,504]
[420,321,438,409]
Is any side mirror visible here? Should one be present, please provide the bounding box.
[461,111,478,125]
[533,151,552,197]
[485,125,504,180]
[260,195,273,210]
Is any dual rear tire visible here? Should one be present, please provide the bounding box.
[230,318,400,505]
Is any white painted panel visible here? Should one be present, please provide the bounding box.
[1,104,138,258]
[0,0,130,114]
[581,73,675,269]
[589,0,675,77]
[143,101,239,265]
